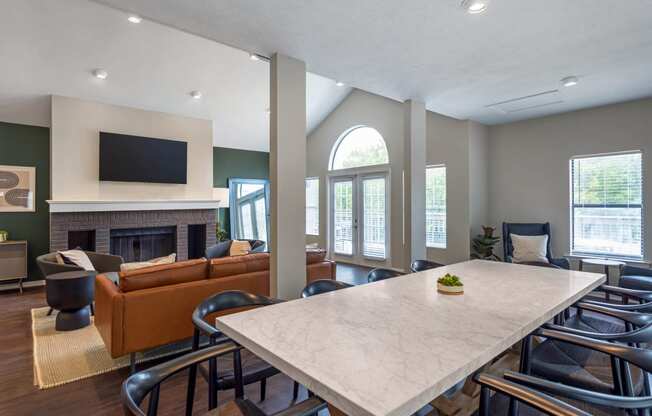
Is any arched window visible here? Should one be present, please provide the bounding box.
[329,126,389,170]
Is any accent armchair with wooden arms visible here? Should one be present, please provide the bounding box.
[502,222,570,269]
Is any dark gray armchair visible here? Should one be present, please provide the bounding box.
[36,251,123,277]
[502,222,570,269]
[619,264,652,291]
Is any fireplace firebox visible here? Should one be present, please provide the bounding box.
[110,226,176,262]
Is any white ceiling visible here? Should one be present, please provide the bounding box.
[92,0,652,124]
[0,0,351,151]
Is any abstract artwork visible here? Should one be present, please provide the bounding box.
[0,165,35,212]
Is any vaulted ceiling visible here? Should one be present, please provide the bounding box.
[94,0,652,124]
[0,0,351,152]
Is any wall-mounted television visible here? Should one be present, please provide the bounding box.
[99,132,187,184]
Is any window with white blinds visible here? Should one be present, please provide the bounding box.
[426,165,446,249]
[571,151,643,258]
[305,178,319,235]
[362,177,387,259]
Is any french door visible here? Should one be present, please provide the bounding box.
[330,173,389,263]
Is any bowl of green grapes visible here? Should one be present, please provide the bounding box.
[437,273,464,295]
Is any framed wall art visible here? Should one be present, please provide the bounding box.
[0,165,36,212]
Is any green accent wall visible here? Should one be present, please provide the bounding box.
[0,122,50,282]
[213,146,269,187]
[213,147,269,239]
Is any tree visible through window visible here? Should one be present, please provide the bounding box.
[330,126,389,170]
[426,165,446,248]
[571,152,643,258]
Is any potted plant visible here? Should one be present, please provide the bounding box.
[471,226,502,261]
[437,273,464,295]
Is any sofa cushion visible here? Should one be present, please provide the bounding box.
[306,249,327,264]
[620,274,652,291]
[119,258,208,292]
[209,253,270,279]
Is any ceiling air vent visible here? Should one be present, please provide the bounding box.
[486,90,563,114]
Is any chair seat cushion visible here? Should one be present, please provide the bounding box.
[620,274,652,291]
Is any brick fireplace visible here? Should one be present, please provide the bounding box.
[48,201,218,262]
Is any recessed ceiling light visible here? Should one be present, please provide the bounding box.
[461,0,489,14]
[127,15,142,24]
[561,76,579,87]
[249,53,261,61]
[190,90,202,99]
[335,81,345,87]
[92,69,108,80]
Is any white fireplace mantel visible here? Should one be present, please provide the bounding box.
[47,199,222,213]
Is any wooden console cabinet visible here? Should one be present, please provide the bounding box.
[0,240,28,293]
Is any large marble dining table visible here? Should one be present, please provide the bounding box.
[215,260,605,416]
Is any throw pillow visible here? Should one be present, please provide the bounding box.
[120,253,177,272]
[510,234,549,264]
[229,240,251,256]
[205,240,232,259]
[57,249,96,271]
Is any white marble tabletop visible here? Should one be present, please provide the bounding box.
[216,260,605,416]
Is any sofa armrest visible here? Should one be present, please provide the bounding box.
[307,260,336,284]
[622,265,652,277]
[87,252,123,273]
[550,257,570,270]
[95,274,125,358]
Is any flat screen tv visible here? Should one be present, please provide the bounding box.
[99,132,187,184]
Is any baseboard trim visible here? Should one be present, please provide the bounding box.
[0,279,44,292]
[334,259,406,274]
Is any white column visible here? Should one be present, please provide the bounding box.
[269,53,307,299]
[403,100,427,267]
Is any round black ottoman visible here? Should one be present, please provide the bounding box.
[46,271,96,331]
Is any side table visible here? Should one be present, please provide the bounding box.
[579,258,626,302]
[46,270,96,331]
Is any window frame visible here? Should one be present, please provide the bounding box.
[569,150,644,260]
[328,125,390,171]
[425,164,447,249]
[305,177,320,236]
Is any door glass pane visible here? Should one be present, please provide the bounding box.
[254,197,267,242]
[363,177,386,259]
[334,181,353,255]
[240,203,254,239]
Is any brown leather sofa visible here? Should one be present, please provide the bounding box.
[95,252,335,359]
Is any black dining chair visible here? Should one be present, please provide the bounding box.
[476,327,652,416]
[367,268,402,283]
[122,343,327,416]
[190,291,285,410]
[410,259,444,273]
[301,279,352,298]
[521,303,652,404]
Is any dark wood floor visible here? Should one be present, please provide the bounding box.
[335,263,373,286]
[0,287,310,416]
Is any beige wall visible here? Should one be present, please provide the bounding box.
[469,121,489,239]
[426,113,473,264]
[488,98,652,262]
[50,95,213,201]
[307,89,481,268]
[307,89,405,269]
